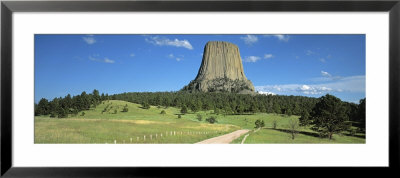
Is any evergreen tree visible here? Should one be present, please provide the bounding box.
[57,108,68,118]
[357,98,366,130]
[273,104,281,114]
[92,89,100,105]
[36,98,50,115]
[308,94,350,139]
[299,110,311,126]
[49,97,60,115]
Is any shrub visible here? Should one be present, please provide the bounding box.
[141,102,150,109]
[113,109,117,114]
[213,108,220,115]
[58,109,68,118]
[196,114,202,121]
[254,119,265,128]
[81,112,85,116]
[50,112,56,118]
[272,119,278,129]
[122,104,129,112]
[72,110,78,117]
[206,116,217,124]
[288,118,300,140]
[178,114,182,119]
[180,105,187,114]
[160,110,166,115]
[286,110,292,116]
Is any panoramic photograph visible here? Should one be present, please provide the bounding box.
[34,34,366,144]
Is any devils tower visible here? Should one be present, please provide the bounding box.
[182,41,255,94]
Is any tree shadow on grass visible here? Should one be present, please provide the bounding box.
[341,133,366,139]
[231,113,256,115]
[269,128,366,139]
[271,128,321,138]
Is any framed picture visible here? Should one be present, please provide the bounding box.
[1,0,399,177]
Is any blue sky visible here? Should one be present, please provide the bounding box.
[35,34,365,103]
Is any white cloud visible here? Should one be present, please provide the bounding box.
[306,50,315,55]
[321,71,331,77]
[245,54,273,62]
[257,91,276,95]
[300,85,332,95]
[263,34,290,42]
[145,36,193,50]
[130,53,135,57]
[103,58,115,63]
[300,85,311,91]
[167,53,184,61]
[240,35,258,45]
[255,75,365,96]
[245,56,261,62]
[83,36,96,45]
[264,54,274,59]
[273,34,290,42]
[313,71,342,82]
[320,55,332,63]
[89,55,115,64]
[256,84,333,95]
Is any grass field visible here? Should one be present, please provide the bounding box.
[35,100,239,144]
[231,128,365,144]
[35,100,365,144]
[225,114,366,144]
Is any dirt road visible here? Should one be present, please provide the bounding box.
[195,129,250,144]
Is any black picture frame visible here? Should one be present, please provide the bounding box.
[1,0,399,177]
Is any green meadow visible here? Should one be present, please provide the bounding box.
[35,100,365,144]
[35,100,239,144]
[231,128,365,144]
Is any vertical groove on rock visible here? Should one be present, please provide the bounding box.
[183,41,255,94]
[195,41,248,81]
